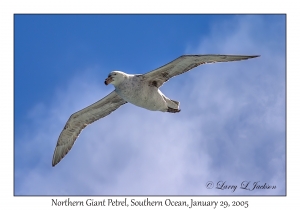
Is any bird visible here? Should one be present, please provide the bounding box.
[52,54,259,166]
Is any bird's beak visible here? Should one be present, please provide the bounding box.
[104,76,113,85]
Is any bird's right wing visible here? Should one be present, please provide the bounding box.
[52,90,127,166]
[143,54,259,88]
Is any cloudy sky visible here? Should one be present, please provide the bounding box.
[14,14,285,196]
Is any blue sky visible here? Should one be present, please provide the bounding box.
[14,14,286,195]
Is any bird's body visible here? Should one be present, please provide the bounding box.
[52,54,259,166]
[113,73,179,112]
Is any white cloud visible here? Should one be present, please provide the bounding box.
[15,15,285,195]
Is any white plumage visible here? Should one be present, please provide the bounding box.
[52,54,259,166]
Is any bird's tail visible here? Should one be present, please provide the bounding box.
[162,95,180,113]
[170,99,180,108]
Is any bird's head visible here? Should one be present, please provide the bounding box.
[104,71,126,86]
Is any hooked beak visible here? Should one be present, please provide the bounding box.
[104,76,113,85]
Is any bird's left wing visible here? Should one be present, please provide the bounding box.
[143,54,259,88]
[52,90,127,166]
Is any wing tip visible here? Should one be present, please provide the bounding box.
[249,55,260,58]
[243,55,260,60]
[52,154,59,166]
[52,156,63,167]
[52,146,64,167]
[52,153,59,167]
